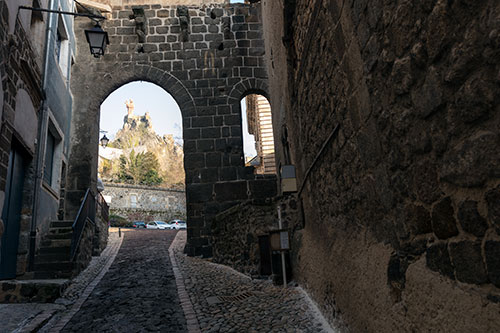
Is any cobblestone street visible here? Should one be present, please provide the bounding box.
[61,230,186,332]
[38,230,333,332]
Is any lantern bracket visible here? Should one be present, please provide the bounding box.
[19,6,106,22]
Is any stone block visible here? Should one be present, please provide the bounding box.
[486,185,500,233]
[249,47,265,57]
[183,140,196,153]
[457,200,488,237]
[206,153,221,168]
[157,9,170,17]
[440,132,500,188]
[192,25,207,33]
[192,116,213,128]
[147,35,165,43]
[200,168,219,183]
[249,179,277,199]
[426,243,455,279]
[220,167,238,181]
[117,27,135,35]
[184,128,200,140]
[215,181,248,201]
[197,139,215,152]
[406,204,432,235]
[187,183,213,203]
[484,241,500,287]
[184,153,205,169]
[431,197,459,240]
[413,161,441,204]
[214,116,223,126]
[224,115,241,126]
[449,241,488,285]
[202,127,221,139]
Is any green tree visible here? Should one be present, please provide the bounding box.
[118,150,163,186]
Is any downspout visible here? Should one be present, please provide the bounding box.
[28,0,55,271]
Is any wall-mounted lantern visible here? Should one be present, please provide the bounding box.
[100,134,109,147]
[85,23,109,58]
[20,5,108,58]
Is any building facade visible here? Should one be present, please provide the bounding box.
[0,0,77,279]
[245,94,275,174]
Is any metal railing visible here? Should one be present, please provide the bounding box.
[96,191,109,224]
[70,188,96,261]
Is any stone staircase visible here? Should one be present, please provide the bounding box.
[34,220,75,279]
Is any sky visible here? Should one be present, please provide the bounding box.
[99,81,257,157]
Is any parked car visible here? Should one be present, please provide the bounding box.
[132,221,146,228]
[146,221,169,230]
[167,220,187,230]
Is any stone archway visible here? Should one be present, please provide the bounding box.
[67,2,277,257]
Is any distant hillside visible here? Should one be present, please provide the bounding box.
[98,99,184,187]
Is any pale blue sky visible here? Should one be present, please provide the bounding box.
[99,81,257,157]
[100,81,182,142]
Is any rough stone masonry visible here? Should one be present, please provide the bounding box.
[67,1,276,257]
[262,0,500,331]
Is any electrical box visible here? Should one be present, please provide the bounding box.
[269,230,290,251]
[281,165,297,193]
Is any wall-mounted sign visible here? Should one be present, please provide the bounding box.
[269,229,290,251]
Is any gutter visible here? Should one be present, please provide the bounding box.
[28,0,55,272]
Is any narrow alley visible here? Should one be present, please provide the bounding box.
[1,0,499,331]
[32,229,331,332]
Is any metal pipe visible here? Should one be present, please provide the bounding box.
[277,206,287,288]
[28,0,56,271]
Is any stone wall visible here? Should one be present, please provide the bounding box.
[0,0,44,278]
[103,182,185,211]
[68,1,277,257]
[263,0,500,331]
[211,194,300,277]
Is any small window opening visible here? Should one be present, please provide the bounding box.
[241,94,276,174]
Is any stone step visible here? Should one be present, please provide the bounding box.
[34,261,74,273]
[41,239,71,248]
[49,227,73,234]
[50,221,73,228]
[0,279,69,303]
[36,252,71,263]
[37,246,71,255]
[46,232,72,240]
[33,270,73,280]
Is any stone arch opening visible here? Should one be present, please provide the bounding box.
[97,80,187,225]
[228,79,276,175]
[66,64,195,219]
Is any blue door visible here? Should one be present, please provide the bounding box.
[0,145,27,279]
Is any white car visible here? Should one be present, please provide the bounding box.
[167,220,187,230]
[146,221,169,229]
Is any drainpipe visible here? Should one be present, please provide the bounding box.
[28,0,55,271]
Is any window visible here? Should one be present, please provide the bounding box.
[43,131,56,184]
[130,195,137,208]
[43,118,63,189]
[56,14,70,79]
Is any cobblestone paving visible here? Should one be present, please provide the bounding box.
[172,232,333,333]
[59,230,122,306]
[61,230,186,332]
